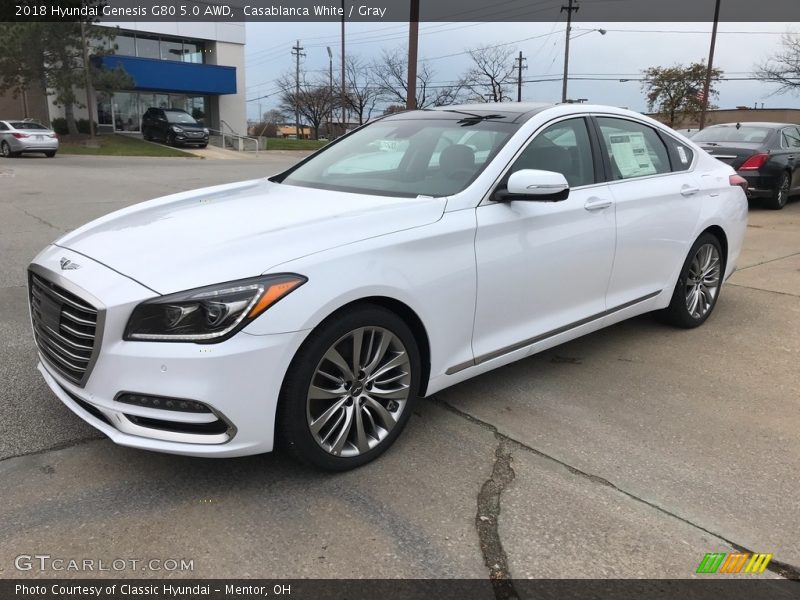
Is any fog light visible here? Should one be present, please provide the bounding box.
[115,393,212,413]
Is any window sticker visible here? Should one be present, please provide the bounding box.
[676,145,689,165]
[608,132,657,178]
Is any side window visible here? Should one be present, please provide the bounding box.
[781,128,800,149]
[0,123,7,131]
[510,118,595,188]
[663,135,694,171]
[597,117,670,180]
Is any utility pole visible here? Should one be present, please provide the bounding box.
[327,46,333,138]
[561,0,579,103]
[291,40,305,139]
[515,51,527,102]
[79,20,97,137]
[698,0,721,131]
[407,0,420,110]
[341,0,346,132]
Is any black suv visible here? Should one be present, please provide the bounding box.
[142,108,209,148]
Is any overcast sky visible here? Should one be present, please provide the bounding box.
[243,21,798,121]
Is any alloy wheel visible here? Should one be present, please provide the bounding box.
[306,327,411,457]
[777,175,790,207]
[685,243,721,319]
[1,142,9,157]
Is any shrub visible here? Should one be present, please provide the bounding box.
[51,118,96,135]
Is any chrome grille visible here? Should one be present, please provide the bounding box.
[29,272,99,387]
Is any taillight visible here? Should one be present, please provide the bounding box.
[48,133,58,138]
[11,132,29,139]
[739,153,769,170]
[729,174,748,193]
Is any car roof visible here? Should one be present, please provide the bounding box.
[704,122,794,129]
[162,108,190,112]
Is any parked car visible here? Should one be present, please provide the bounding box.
[0,120,58,157]
[141,108,209,148]
[692,122,800,210]
[674,128,699,139]
[28,103,747,470]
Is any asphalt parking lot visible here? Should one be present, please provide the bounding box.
[0,154,798,581]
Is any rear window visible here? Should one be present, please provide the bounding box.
[692,126,773,144]
[10,122,48,130]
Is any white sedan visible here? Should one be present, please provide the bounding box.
[28,103,748,470]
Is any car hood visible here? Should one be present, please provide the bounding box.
[55,179,446,294]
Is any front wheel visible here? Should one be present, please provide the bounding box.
[764,172,790,210]
[658,233,723,329]
[277,305,421,471]
[166,132,175,147]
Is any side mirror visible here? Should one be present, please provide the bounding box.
[493,169,570,202]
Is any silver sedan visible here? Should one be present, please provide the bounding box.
[0,120,59,157]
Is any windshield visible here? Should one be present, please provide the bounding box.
[692,126,773,144]
[167,112,197,124]
[277,116,518,198]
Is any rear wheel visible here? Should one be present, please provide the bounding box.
[277,305,421,471]
[658,233,723,329]
[1,141,18,158]
[765,172,790,210]
[44,151,56,158]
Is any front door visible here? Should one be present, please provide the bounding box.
[472,117,616,362]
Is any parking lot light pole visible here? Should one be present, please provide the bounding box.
[407,0,420,110]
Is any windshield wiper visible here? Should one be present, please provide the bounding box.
[441,109,507,126]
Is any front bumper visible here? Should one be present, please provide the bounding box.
[29,245,308,457]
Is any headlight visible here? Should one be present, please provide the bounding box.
[203,128,209,134]
[124,274,306,342]
[171,126,184,133]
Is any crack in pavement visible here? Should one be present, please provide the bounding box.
[432,396,800,582]
[727,282,800,298]
[0,435,103,465]
[13,205,63,232]
[735,250,800,272]
[477,438,519,600]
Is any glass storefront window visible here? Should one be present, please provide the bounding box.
[136,35,160,60]
[97,98,112,126]
[160,39,184,61]
[182,41,205,64]
[113,92,139,131]
[114,34,136,56]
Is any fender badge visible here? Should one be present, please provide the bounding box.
[60,257,80,270]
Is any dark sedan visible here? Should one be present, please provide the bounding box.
[692,122,800,210]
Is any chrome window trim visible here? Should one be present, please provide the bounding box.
[479,113,603,206]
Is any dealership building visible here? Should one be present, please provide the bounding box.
[0,22,247,136]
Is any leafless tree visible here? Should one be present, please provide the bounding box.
[755,32,800,96]
[277,72,333,140]
[462,45,516,103]
[372,48,462,109]
[344,56,380,125]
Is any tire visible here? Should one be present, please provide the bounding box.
[166,132,175,147]
[1,141,18,158]
[277,304,421,471]
[44,151,56,158]
[764,172,790,210]
[658,233,724,329]
[198,143,208,149]
[142,128,152,141]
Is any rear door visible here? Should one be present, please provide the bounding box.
[593,116,703,309]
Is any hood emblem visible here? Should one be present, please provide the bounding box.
[60,257,80,270]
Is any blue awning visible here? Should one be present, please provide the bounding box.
[96,55,237,95]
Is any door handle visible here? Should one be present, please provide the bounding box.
[680,184,701,197]
[584,198,613,211]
